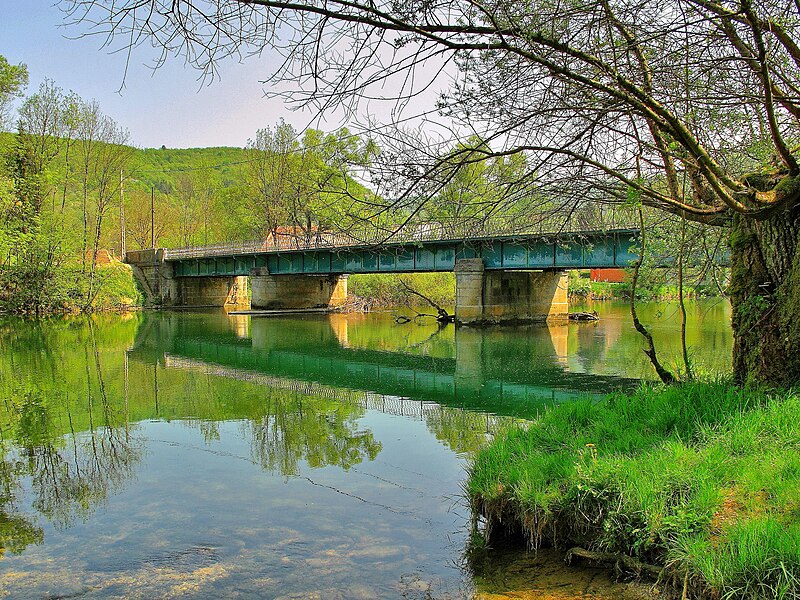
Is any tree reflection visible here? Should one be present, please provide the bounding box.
[244,386,381,476]
[0,372,141,554]
[0,455,43,557]
[421,405,505,455]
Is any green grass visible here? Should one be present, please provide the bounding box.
[89,263,141,310]
[467,381,800,599]
[0,261,140,314]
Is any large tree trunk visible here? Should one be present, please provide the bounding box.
[730,211,800,386]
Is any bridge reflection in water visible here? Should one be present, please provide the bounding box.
[129,312,640,420]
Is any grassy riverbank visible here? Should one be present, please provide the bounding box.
[567,272,724,301]
[467,381,800,599]
[0,261,141,314]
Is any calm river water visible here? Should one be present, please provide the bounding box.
[0,300,731,599]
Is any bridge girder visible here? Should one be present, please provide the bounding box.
[163,230,640,278]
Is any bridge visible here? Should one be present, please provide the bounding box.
[125,225,639,325]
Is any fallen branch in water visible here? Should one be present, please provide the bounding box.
[394,309,443,324]
[565,546,663,579]
[569,311,599,321]
[398,279,454,323]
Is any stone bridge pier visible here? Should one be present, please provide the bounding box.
[249,268,348,310]
[178,276,248,307]
[454,258,568,325]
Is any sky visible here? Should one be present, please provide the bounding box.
[1,0,355,149]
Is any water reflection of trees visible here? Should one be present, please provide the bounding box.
[246,387,382,476]
[167,360,517,463]
[164,358,522,472]
[0,456,44,557]
[0,312,529,557]
[0,318,143,557]
[0,386,142,555]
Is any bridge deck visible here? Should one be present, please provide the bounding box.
[136,228,640,277]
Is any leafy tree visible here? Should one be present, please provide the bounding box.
[125,187,174,249]
[245,120,297,239]
[0,55,28,130]
[244,121,375,245]
[174,170,217,246]
[73,100,131,303]
[14,80,64,213]
[1,81,70,312]
[0,76,134,312]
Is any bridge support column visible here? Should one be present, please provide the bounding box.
[454,259,569,325]
[177,276,248,307]
[250,268,348,310]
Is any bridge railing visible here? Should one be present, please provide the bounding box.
[163,231,360,260]
[162,217,639,261]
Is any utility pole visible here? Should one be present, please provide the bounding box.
[151,186,155,249]
[120,169,126,258]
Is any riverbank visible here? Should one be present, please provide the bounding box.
[0,260,141,314]
[347,272,456,307]
[467,381,800,599]
[347,272,726,308]
[567,272,724,301]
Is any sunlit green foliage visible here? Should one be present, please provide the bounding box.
[0,58,379,313]
[348,272,455,307]
[240,121,376,242]
[0,55,28,130]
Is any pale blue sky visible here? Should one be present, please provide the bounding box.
[1,0,334,149]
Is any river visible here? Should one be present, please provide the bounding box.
[0,300,731,599]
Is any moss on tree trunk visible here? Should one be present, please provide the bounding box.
[730,211,800,386]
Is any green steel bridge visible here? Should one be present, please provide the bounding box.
[125,223,643,318]
[155,227,640,278]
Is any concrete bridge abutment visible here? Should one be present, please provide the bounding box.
[126,249,248,307]
[126,249,179,306]
[454,258,568,325]
[250,268,348,310]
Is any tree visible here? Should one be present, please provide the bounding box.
[125,188,173,249]
[244,121,375,245]
[15,80,64,215]
[174,170,217,246]
[420,138,552,231]
[76,102,131,304]
[245,121,297,240]
[2,80,70,313]
[1,77,133,313]
[0,55,28,130]
[62,0,800,385]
